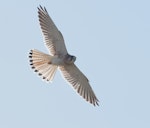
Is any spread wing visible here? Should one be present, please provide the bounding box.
[38,6,68,56]
[59,64,99,106]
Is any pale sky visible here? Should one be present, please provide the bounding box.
[0,0,150,128]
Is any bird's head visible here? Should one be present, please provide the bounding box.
[65,54,76,64]
[70,55,76,62]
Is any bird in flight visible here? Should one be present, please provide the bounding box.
[29,5,99,106]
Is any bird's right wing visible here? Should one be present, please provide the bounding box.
[38,6,68,56]
[59,64,99,106]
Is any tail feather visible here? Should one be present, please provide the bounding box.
[29,49,57,82]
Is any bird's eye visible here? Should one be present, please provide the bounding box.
[71,56,74,60]
[68,56,74,62]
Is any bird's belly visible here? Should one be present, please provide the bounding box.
[51,56,64,65]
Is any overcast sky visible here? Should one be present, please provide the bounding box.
[0,0,150,128]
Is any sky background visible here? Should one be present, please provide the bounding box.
[0,0,150,128]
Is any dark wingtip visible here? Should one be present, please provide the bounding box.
[95,101,99,106]
[94,99,99,106]
[38,5,46,11]
[38,5,47,14]
[38,5,42,9]
[44,6,47,12]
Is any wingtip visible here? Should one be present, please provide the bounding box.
[38,5,42,9]
[37,5,47,12]
[95,101,99,106]
[92,100,99,107]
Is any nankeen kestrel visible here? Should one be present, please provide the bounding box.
[29,6,99,106]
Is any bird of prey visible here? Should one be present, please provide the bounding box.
[29,6,99,106]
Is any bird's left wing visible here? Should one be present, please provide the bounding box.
[38,6,68,56]
[59,64,99,106]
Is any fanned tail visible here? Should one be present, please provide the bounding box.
[29,49,57,82]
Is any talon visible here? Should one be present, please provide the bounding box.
[48,61,51,64]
